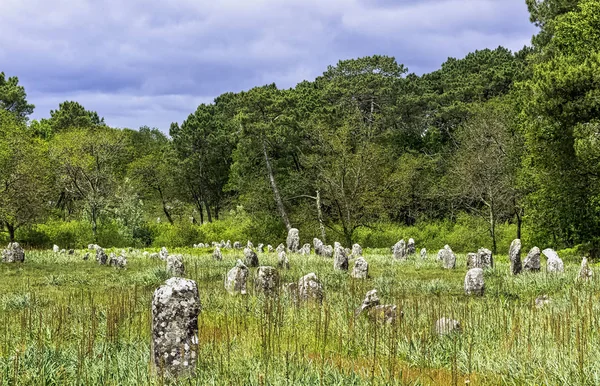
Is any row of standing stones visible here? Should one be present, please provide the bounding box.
[1,229,594,378]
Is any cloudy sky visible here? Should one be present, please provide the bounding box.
[0,0,537,132]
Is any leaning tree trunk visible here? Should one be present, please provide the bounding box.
[6,223,15,242]
[262,138,291,231]
[316,190,326,243]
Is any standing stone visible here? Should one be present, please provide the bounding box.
[96,247,108,265]
[299,243,311,255]
[441,245,456,269]
[286,228,300,253]
[152,277,201,377]
[257,244,265,253]
[225,240,232,249]
[543,248,564,273]
[523,247,541,272]
[247,241,254,250]
[578,257,593,280]
[508,239,522,275]
[159,247,169,261]
[420,248,427,259]
[276,243,285,254]
[278,251,290,269]
[406,238,416,255]
[477,248,494,269]
[267,245,274,253]
[321,245,333,258]
[109,253,127,269]
[351,244,363,258]
[435,318,461,336]
[167,254,185,277]
[255,266,280,295]
[225,260,249,295]
[464,268,485,295]
[233,241,241,249]
[392,240,407,260]
[297,273,323,302]
[243,247,259,267]
[333,244,348,271]
[466,253,478,269]
[213,246,223,261]
[313,238,324,255]
[354,289,380,316]
[351,257,368,279]
[437,248,444,261]
[1,242,25,263]
[53,245,60,253]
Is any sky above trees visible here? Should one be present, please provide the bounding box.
[0,0,537,131]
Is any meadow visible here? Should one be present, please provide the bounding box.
[0,247,598,385]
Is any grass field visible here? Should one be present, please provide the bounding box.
[0,247,598,385]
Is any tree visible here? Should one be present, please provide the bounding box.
[0,72,35,121]
[0,110,51,241]
[51,127,125,241]
[47,101,105,133]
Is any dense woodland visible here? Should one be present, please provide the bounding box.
[1,0,599,254]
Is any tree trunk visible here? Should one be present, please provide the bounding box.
[7,223,15,242]
[489,204,497,254]
[205,202,213,223]
[262,137,291,231]
[158,187,174,225]
[514,204,522,240]
[316,190,326,243]
[91,207,98,243]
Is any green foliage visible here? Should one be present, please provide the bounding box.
[0,72,34,121]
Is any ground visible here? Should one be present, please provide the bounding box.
[0,247,598,385]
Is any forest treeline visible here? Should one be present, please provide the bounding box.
[1,0,599,254]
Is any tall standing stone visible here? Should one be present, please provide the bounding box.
[109,253,127,269]
[466,253,479,269]
[406,238,416,255]
[299,243,311,255]
[351,257,368,279]
[523,247,541,272]
[233,241,241,249]
[313,238,324,255]
[578,257,593,280]
[321,245,333,258]
[287,228,300,253]
[351,244,363,258]
[392,240,406,260]
[267,245,274,253]
[276,243,285,254]
[543,249,564,273]
[257,244,265,253]
[441,245,456,269]
[477,248,493,269]
[1,242,25,263]
[243,247,259,267]
[53,244,60,253]
[96,247,108,265]
[333,244,348,271]
[167,254,185,277]
[297,273,323,302]
[464,268,485,295]
[278,251,290,269]
[225,260,249,295]
[255,266,280,295]
[247,241,254,249]
[420,248,427,259]
[213,246,223,261]
[152,277,201,378]
[508,239,522,275]
[159,247,169,261]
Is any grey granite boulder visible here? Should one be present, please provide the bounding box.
[287,228,300,253]
[255,266,280,295]
[96,247,108,265]
[392,240,406,260]
[543,248,564,273]
[464,268,484,295]
[351,257,368,279]
[297,273,323,302]
[243,247,259,267]
[523,247,541,272]
[167,254,185,277]
[225,260,249,295]
[1,242,25,263]
[213,246,223,261]
[333,244,348,271]
[509,239,522,275]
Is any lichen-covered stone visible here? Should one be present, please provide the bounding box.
[297,273,323,302]
[96,247,108,265]
[247,241,253,249]
[109,253,127,269]
[321,245,333,258]
[213,246,222,261]
[276,243,285,254]
[1,242,25,263]
[225,260,249,295]
[406,238,416,255]
[420,248,427,259]
[435,317,461,336]
[167,254,185,277]
[464,268,484,295]
[267,245,274,253]
[244,247,259,267]
[233,241,241,249]
[257,244,264,253]
[53,245,60,253]
[333,244,348,271]
[467,248,493,269]
[159,247,169,261]
[578,257,593,280]
[509,239,522,275]
[523,247,541,272]
[441,245,456,269]
[255,266,280,295]
[152,277,201,378]
[354,289,399,323]
[351,244,363,258]
[351,257,368,279]
[392,240,406,260]
[299,243,311,255]
[313,238,324,255]
[278,251,289,269]
[355,289,380,316]
[287,228,300,253]
[466,253,478,269]
[543,248,564,273]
